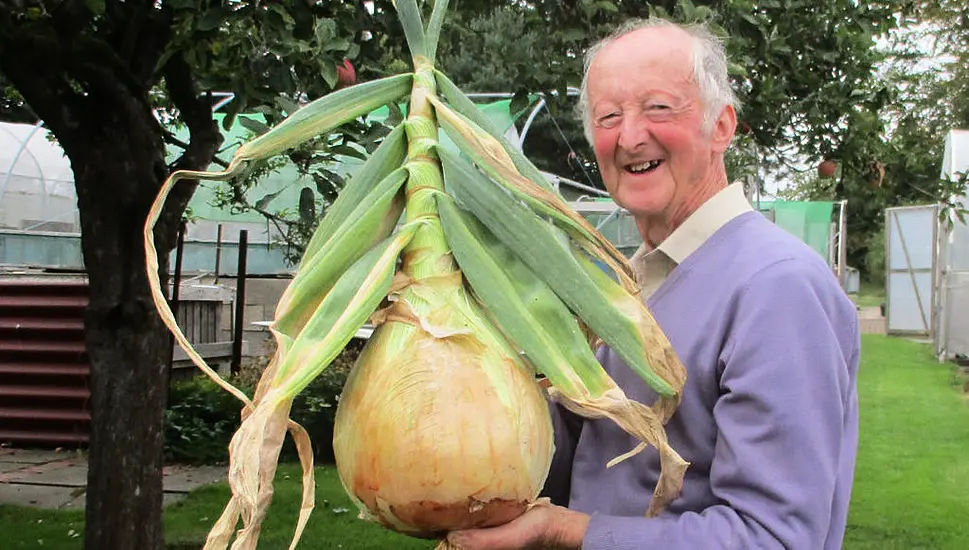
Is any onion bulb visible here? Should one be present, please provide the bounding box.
[333,277,554,537]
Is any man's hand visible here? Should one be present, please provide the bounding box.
[445,501,590,550]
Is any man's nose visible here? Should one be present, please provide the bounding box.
[616,113,651,151]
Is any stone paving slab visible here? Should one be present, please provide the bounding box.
[162,465,227,493]
[0,447,229,510]
[0,461,28,474]
[857,306,884,319]
[2,461,226,492]
[856,306,886,335]
[1,460,86,486]
[0,482,83,509]
[60,490,86,510]
[0,447,228,509]
[0,448,73,465]
[859,317,886,335]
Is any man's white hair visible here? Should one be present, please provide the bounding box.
[577,18,740,143]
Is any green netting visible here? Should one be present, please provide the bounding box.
[165,100,835,265]
[166,99,525,224]
[578,198,839,262]
[758,200,835,259]
[582,198,838,261]
[581,210,642,257]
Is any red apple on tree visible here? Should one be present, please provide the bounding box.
[818,159,837,178]
[336,58,356,89]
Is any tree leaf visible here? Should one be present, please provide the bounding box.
[324,38,351,52]
[255,188,286,211]
[510,90,532,117]
[276,96,301,117]
[298,187,316,223]
[320,169,346,190]
[315,18,337,47]
[597,2,619,14]
[197,6,234,32]
[322,62,338,89]
[267,4,296,29]
[360,123,392,146]
[330,145,369,162]
[677,0,697,21]
[313,172,340,200]
[727,61,748,77]
[221,89,246,132]
[385,102,404,127]
[238,116,270,136]
[84,0,105,16]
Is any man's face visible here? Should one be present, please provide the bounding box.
[587,27,731,222]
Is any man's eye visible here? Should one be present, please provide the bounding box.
[596,113,620,127]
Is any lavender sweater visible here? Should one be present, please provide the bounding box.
[542,211,861,549]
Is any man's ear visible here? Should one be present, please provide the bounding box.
[711,104,737,153]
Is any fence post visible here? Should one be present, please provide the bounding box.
[231,230,248,374]
[167,221,186,392]
[214,223,224,284]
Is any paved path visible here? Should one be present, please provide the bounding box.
[0,447,226,510]
[857,306,886,335]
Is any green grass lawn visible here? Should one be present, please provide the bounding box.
[0,464,436,550]
[1,334,966,549]
[850,281,886,308]
[843,335,969,549]
[162,465,437,550]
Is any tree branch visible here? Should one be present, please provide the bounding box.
[35,7,164,103]
[2,25,147,117]
[163,129,230,169]
[226,188,301,258]
[50,0,95,38]
[116,1,148,67]
[0,23,84,145]
[70,33,152,99]
[156,49,223,248]
[114,2,173,89]
[164,52,223,173]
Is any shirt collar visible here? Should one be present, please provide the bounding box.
[632,181,753,266]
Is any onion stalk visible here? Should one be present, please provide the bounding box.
[143,1,689,548]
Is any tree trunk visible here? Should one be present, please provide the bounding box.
[68,104,174,550]
[1,25,172,550]
[2,9,223,550]
[73,104,220,550]
[82,242,171,550]
[68,92,217,550]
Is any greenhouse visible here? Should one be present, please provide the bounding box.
[0,97,640,276]
[884,128,969,361]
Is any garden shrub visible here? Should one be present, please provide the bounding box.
[864,224,886,285]
[164,338,366,465]
[164,375,250,464]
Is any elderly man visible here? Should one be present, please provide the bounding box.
[447,17,861,550]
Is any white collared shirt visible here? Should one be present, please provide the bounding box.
[630,182,753,298]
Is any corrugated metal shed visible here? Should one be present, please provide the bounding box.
[0,275,91,445]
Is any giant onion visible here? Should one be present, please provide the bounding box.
[143,1,689,548]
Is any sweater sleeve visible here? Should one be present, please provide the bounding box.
[582,258,860,550]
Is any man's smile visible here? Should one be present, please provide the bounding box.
[625,159,665,174]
